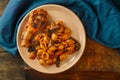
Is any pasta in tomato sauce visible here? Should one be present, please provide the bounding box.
[27,21,80,67]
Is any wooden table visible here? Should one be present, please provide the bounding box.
[0,0,120,80]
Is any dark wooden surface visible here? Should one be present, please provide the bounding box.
[1,0,120,80]
[25,69,120,80]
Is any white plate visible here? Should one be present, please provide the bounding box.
[17,4,86,74]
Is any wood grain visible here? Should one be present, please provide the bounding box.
[0,0,9,15]
[0,53,25,80]
[25,69,120,80]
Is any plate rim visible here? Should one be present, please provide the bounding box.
[17,4,86,74]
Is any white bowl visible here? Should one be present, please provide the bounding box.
[17,4,86,74]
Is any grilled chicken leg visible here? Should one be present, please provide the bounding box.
[21,9,49,47]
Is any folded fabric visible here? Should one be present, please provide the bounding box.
[0,0,120,55]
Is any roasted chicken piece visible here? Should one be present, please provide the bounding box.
[21,9,49,47]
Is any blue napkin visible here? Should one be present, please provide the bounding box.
[0,0,120,55]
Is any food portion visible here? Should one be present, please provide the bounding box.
[21,8,80,67]
[28,21,80,67]
[21,9,49,47]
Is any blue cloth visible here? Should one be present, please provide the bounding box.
[0,0,120,55]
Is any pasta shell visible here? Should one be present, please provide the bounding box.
[41,52,49,60]
[48,46,57,51]
[51,33,57,40]
[60,54,66,61]
[39,59,46,65]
